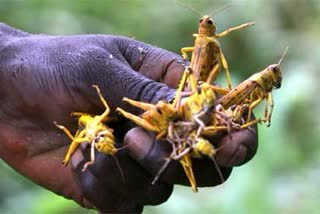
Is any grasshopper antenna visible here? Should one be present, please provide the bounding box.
[278,46,289,65]
[112,155,126,184]
[209,4,231,17]
[209,156,225,183]
[176,0,202,17]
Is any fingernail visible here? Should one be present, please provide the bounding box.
[71,147,85,169]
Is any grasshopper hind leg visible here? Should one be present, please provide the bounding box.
[54,121,75,140]
[172,67,197,108]
[116,107,159,132]
[218,48,232,89]
[180,154,198,192]
[92,85,111,122]
[82,138,96,171]
[62,136,89,166]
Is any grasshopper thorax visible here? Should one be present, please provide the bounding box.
[251,64,282,91]
[198,15,216,36]
[268,46,287,89]
[200,82,216,104]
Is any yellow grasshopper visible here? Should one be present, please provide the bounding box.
[189,131,225,183]
[116,99,178,140]
[216,47,288,127]
[169,82,229,192]
[54,85,117,171]
[116,96,201,191]
[176,3,254,92]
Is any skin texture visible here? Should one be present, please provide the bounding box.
[0,23,258,213]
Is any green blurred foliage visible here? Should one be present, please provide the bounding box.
[0,0,319,213]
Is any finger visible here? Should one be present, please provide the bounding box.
[72,140,173,206]
[124,127,232,187]
[215,125,258,167]
[113,37,186,88]
[73,157,143,213]
[77,53,177,112]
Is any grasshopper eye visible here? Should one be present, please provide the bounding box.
[156,106,162,115]
[207,19,213,25]
[274,77,282,89]
[271,66,279,73]
[78,123,85,130]
[94,137,100,143]
[197,87,201,94]
[199,18,204,23]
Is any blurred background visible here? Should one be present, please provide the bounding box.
[0,0,319,213]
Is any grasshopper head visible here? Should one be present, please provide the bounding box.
[78,115,92,127]
[192,135,215,157]
[156,101,176,118]
[94,130,116,154]
[270,46,287,89]
[199,15,216,36]
[268,64,282,89]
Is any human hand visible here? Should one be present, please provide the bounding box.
[0,23,257,213]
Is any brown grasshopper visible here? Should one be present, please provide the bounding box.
[216,47,288,127]
[176,3,254,92]
[54,85,117,171]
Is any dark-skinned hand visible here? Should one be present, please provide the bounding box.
[0,23,258,213]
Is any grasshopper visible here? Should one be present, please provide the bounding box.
[153,127,226,192]
[54,85,117,171]
[116,99,177,140]
[176,3,254,92]
[116,97,201,191]
[169,83,221,192]
[216,47,288,127]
